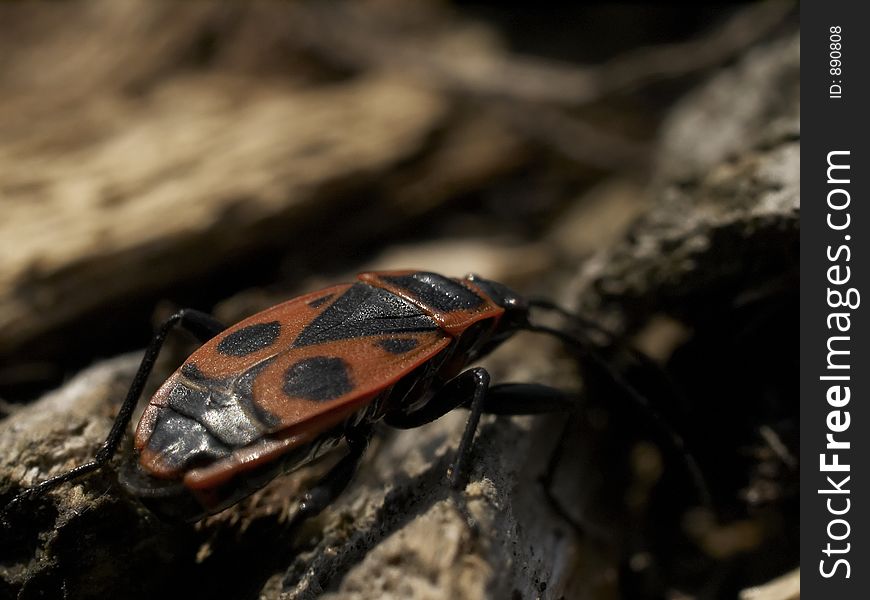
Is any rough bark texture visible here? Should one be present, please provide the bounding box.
[1,3,798,599]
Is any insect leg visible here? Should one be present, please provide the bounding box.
[385,368,491,487]
[450,379,584,487]
[9,309,226,504]
[479,382,576,414]
[447,368,490,488]
[479,383,614,540]
[294,427,372,522]
[527,322,713,510]
[537,411,589,534]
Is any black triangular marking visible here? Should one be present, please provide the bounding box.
[293,283,437,348]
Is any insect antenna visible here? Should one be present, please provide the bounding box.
[525,299,713,511]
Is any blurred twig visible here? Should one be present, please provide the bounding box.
[284,0,793,167]
[588,0,795,100]
[290,1,793,105]
[492,101,651,169]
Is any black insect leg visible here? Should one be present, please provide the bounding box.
[384,368,490,488]
[294,427,373,523]
[386,371,581,488]
[452,380,591,487]
[479,382,577,415]
[9,309,226,504]
[478,383,614,541]
[448,368,490,488]
[475,382,609,537]
[527,319,712,510]
[537,411,598,537]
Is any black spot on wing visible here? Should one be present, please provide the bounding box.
[283,356,352,402]
[375,337,420,354]
[217,321,281,356]
[383,272,484,312]
[307,293,335,309]
[181,362,204,380]
[293,283,436,347]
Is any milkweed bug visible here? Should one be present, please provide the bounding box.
[4,270,707,527]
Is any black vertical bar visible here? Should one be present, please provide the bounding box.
[802,2,869,597]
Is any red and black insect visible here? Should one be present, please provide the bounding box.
[5,270,704,524]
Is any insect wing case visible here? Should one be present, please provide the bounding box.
[131,280,453,515]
